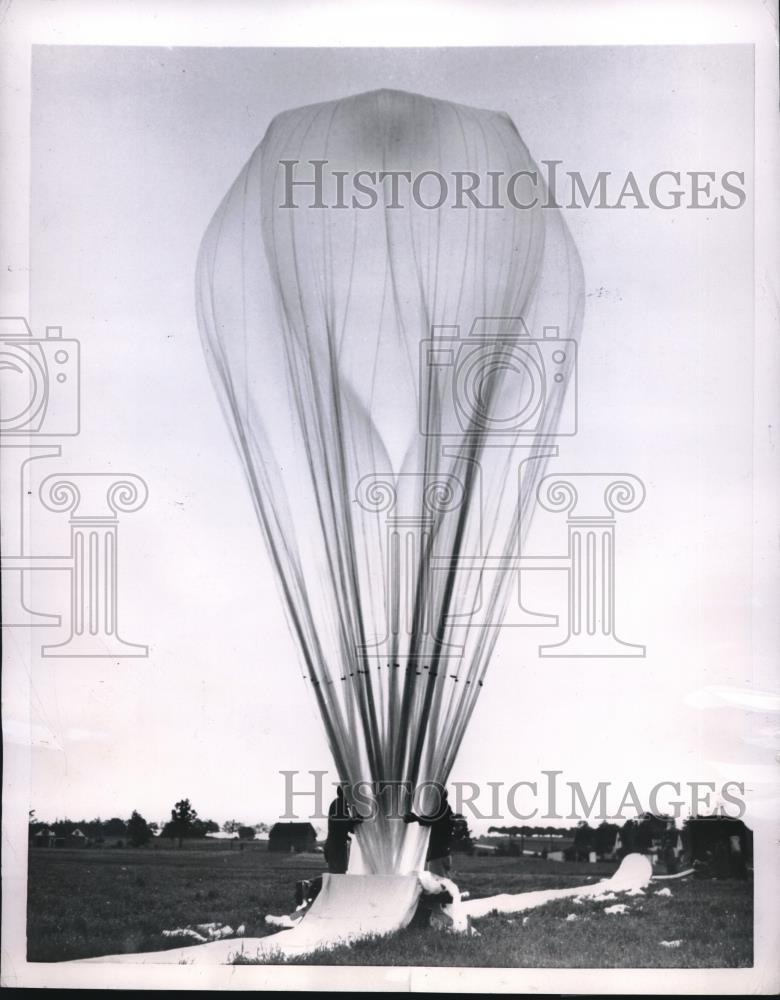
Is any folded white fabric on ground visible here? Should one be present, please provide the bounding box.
[78,873,422,965]
[76,858,653,964]
[461,854,653,920]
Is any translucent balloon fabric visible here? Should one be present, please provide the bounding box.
[196,89,584,874]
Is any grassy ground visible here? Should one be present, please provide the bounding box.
[27,844,321,962]
[241,878,752,968]
[27,845,752,967]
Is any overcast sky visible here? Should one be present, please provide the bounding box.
[17,44,774,831]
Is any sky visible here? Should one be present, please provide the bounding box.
[12,43,775,833]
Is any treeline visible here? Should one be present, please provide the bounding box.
[29,813,163,847]
[487,824,579,838]
[568,813,748,858]
[489,814,684,856]
[29,801,271,849]
[487,812,752,870]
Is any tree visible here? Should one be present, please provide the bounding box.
[223,819,240,834]
[104,817,128,838]
[451,814,474,855]
[238,826,255,841]
[190,818,219,838]
[572,821,594,860]
[90,817,106,845]
[594,821,620,859]
[163,799,198,848]
[633,812,668,853]
[127,810,153,847]
[619,818,637,856]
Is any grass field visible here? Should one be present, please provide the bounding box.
[27,844,752,967]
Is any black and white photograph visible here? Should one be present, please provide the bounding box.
[1,0,778,992]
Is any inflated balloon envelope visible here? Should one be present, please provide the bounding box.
[197,89,584,876]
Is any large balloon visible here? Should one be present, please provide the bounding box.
[196,89,584,874]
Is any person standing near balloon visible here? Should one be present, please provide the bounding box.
[324,785,363,875]
[404,788,456,877]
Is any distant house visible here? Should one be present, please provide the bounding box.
[67,828,90,848]
[32,828,57,848]
[268,822,317,853]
